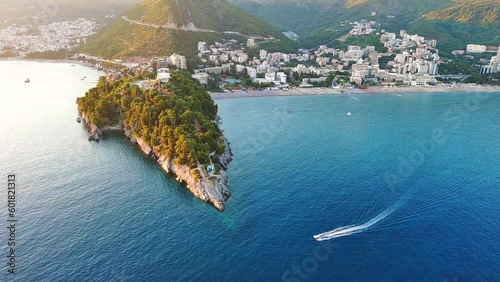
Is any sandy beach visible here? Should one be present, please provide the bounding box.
[210,87,343,100]
[210,84,500,100]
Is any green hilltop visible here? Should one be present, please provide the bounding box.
[77,72,225,169]
[79,0,295,59]
[409,0,500,52]
[424,0,500,24]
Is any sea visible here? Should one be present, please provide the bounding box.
[0,61,499,281]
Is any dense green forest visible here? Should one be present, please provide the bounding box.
[79,18,223,58]
[126,0,284,36]
[77,72,226,169]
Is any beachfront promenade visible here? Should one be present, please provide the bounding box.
[210,85,500,100]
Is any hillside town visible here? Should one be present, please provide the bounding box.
[86,25,499,94]
[130,29,445,90]
[461,44,500,75]
[348,20,378,36]
[0,18,97,54]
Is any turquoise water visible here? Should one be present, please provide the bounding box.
[0,61,499,281]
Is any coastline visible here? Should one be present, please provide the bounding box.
[4,58,499,99]
[210,85,500,100]
[78,108,233,212]
[0,57,81,64]
[0,58,104,72]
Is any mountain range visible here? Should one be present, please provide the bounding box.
[229,0,500,51]
[79,0,295,59]
[80,0,500,59]
[425,0,500,24]
[0,0,140,26]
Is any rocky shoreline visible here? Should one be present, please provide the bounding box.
[78,108,233,211]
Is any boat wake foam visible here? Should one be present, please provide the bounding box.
[344,94,359,101]
[313,196,407,241]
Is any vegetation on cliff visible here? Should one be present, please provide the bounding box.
[77,72,226,168]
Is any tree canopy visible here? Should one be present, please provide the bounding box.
[77,72,226,168]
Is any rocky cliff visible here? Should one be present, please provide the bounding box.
[78,109,233,211]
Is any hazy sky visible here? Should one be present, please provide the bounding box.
[0,0,141,23]
[0,0,140,5]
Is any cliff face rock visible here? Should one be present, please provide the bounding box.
[89,125,102,141]
[79,110,102,141]
[134,135,232,211]
[79,110,232,211]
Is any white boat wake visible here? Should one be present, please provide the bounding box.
[313,196,407,241]
[344,94,360,101]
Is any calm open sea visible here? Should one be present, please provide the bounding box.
[0,61,499,281]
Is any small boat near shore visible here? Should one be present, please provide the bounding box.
[76,117,81,123]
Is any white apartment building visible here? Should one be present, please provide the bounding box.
[466,44,487,53]
[169,54,187,69]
